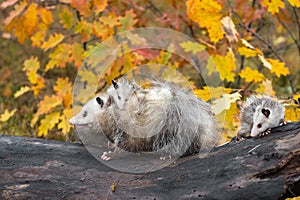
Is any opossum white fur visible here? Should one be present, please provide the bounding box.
[69,95,107,127]
[69,79,219,160]
[101,79,219,159]
[107,78,140,110]
[237,96,285,138]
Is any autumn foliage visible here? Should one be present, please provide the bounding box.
[0,0,300,142]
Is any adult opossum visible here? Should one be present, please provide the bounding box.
[70,79,219,160]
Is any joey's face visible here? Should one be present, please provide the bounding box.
[69,96,106,127]
[250,106,271,137]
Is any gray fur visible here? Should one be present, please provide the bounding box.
[71,79,219,159]
[238,96,285,138]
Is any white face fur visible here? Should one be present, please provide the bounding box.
[250,106,272,137]
[69,95,107,127]
[108,79,134,110]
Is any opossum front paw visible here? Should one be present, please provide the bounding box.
[279,120,287,126]
[259,128,271,137]
[101,151,112,161]
[160,155,172,160]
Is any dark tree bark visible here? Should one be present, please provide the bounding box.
[0,122,300,200]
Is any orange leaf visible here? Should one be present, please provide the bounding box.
[71,0,91,17]
[39,8,53,26]
[41,33,65,51]
[37,95,62,116]
[23,3,39,35]
[93,0,108,15]
[118,9,138,31]
[70,43,85,68]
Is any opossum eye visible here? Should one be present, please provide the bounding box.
[118,96,121,100]
[83,111,87,117]
[257,124,262,128]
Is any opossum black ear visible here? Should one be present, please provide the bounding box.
[96,97,104,107]
[112,80,119,89]
[262,108,270,118]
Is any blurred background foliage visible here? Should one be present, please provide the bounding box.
[0,0,299,144]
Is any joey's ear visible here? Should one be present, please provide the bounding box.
[96,97,104,107]
[112,80,119,89]
[262,108,270,118]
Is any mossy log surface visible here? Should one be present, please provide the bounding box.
[0,122,300,200]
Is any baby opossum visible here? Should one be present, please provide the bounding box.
[70,79,219,161]
[107,78,140,110]
[237,96,285,138]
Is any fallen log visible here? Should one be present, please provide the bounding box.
[0,122,299,200]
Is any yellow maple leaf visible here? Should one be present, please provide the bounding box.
[31,30,46,47]
[262,0,285,14]
[23,57,40,71]
[237,47,262,58]
[293,94,300,103]
[267,58,290,77]
[38,95,62,116]
[58,108,73,134]
[38,112,60,137]
[59,8,73,29]
[0,109,17,122]
[258,55,272,70]
[74,20,93,42]
[78,68,98,85]
[63,92,73,108]
[186,0,225,43]
[14,86,30,98]
[255,80,275,96]
[70,43,85,68]
[93,0,108,15]
[100,14,120,27]
[180,41,206,54]
[285,106,300,122]
[46,44,71,71]
[194,86,231,101]
[287,0,300,7]
[41,33,65,51]
[53,78,72,97]
[212,49,236,82]
[118,9,138,31]
[239,67,265,83]
[31,76,45,96]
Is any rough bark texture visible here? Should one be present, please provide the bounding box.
[0,122,300,200]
